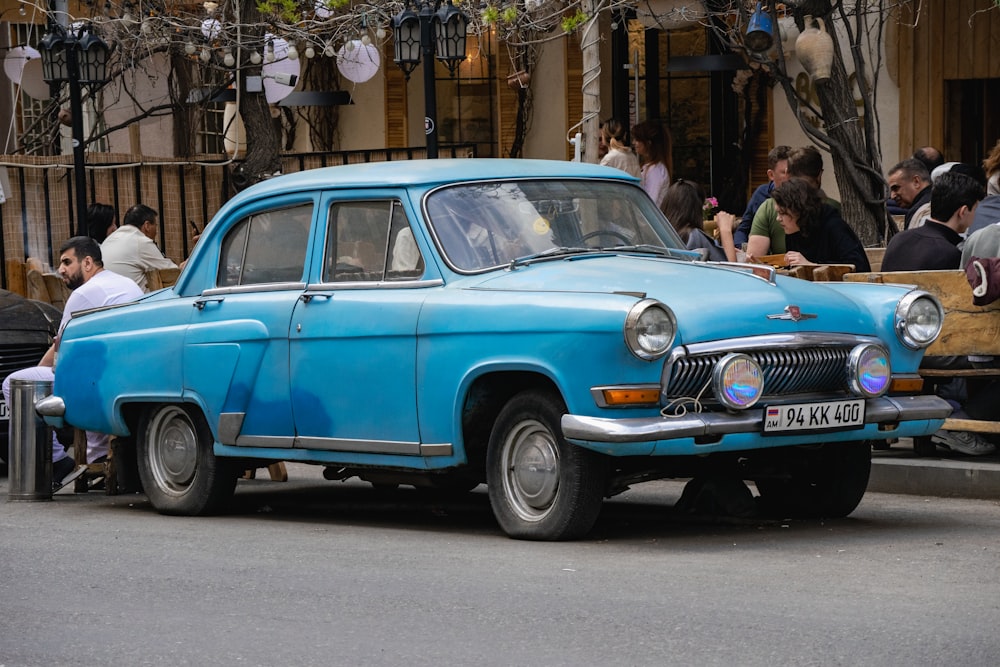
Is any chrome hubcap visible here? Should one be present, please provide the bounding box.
[148,406,198,496]
[502,418,559,522]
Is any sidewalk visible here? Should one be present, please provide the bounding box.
[869,438,1000,500]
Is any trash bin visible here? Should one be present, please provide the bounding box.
[7,378,53,501]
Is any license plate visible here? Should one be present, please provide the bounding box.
[0,398,7,420]
[762,399,865,433]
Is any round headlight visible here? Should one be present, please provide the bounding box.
[895,291,943,349]
[848,343,890,397]
[624,299,676,361]
[712,353,764,410]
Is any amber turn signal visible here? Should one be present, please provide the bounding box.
[601,388,661,406]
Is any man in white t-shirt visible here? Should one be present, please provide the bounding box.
[101,204,179,291]
[1,237,142,488]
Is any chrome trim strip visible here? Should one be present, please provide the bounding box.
[561,394,952,444]
[419,443,454,456]
[203,283,307,297]
[590,384,661,408]
[307,278,443,291]
[713,262,778,284]
[235,435,295,448]
[667,333,882,362]
[295,436,422,455]
[217,412,245,445]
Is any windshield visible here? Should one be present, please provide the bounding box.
[425,179,684,272]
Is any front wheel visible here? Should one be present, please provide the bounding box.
[755,441,871,518]
[486,390,605,540]
[137,404,237,515]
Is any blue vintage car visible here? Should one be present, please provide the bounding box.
[40,159,951,540]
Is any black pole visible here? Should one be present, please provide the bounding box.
[66,44,88,237]
[420,2,438,159]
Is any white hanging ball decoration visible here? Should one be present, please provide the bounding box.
[305,45,315,59]
[361,35,371,46]
[200,47,211,63]
[324,44,335,57]
[250,50,262,65]
[287,45,299,60]
[201,18,222,40]
[375,27,386,40]
[223,52,235,67]
[185,41,196,55]
[337,39,380,84]
[264,49,275,64]
[141,18,152,34]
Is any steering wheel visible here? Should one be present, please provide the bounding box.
[579,229,631,247]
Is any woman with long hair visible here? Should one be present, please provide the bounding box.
[983,139,1000,196]
[598,118,640,178]
[631,119,673,207]
[769,178,870,271]
[660,179,735,262]
[86,203,117,243]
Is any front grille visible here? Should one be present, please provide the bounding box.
[0,344,50,380]
[660,334,880,402]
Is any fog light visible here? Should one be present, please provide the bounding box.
[848,344,890,397]
[713,353,764,409]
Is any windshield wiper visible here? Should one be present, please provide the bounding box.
[509,246,599,268]
[606,244,678,257]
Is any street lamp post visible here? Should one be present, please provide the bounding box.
[392,0,468,159]
[39,24,110,236]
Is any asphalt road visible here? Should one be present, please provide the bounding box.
[1,465,998,666]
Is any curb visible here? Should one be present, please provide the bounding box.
[869,447,1000,500]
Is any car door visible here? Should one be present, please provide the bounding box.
[289,196,434,458]
[186,199,316,449]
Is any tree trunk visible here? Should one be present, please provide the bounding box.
[235,0,283,189]
[812,15,886,246]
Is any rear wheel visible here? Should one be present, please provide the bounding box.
[137,404,237,515]
[755,441,871,518]
[486,390,605,540]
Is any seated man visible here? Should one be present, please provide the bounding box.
[1,237,143,489]
[882,171,983,272]
[101,204,179,292]
[747,146,840,258]
[733,145,790,247]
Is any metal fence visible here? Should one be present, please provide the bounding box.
[0,144,477,293]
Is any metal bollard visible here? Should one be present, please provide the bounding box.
[7,378,53,501]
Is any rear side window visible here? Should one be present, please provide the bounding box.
[323,200,424,282]
[217,204,313,286]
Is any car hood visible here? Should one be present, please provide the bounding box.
[0,290,60,340]
[467,255,876,343]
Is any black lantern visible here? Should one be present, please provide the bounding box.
[38,23,111,236]
[392,5,421,77]
[39,28,68,83]
[434,0,468,75]
[391,0,469,159]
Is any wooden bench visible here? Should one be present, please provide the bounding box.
[843,269,1000,450]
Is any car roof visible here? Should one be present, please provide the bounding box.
[226,159,639,206]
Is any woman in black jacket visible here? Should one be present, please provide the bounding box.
[770,178,871,272]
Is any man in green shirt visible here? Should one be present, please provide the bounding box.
[747,146,840,256]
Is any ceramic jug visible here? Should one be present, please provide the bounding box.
[796,15,834,81]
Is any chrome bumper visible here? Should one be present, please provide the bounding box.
[561,395,952,444]
[34,394,66,427]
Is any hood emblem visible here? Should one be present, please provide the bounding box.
[767,305,817,322]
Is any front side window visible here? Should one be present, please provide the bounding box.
[217,203,313,286]
[323,200,424,282]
